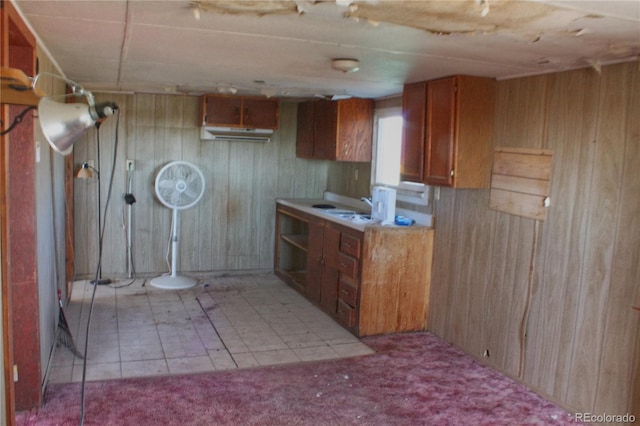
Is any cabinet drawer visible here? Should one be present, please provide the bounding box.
[340,233,361,258]
[336,299,356,328]
[337,253,358,279]
[338,279,358,307]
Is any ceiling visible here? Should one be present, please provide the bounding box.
[13,0,640,99]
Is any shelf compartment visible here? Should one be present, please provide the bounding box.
[281,234,309,252]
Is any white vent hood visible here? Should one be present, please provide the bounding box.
[200,126,273,143]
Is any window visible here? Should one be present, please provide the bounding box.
[372,106,429,206]
[373,110,403,186]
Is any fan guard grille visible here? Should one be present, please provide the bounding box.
[155,161,205,210]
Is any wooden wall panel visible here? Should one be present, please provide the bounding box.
[523,68,599,403]
[428,61,640,416]
[74,98,329,277]
[565,63,629,411]
[592,63,640,415]
[427,187,456,337]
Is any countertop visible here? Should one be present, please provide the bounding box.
[277,193,433,232]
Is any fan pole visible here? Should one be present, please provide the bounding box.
[170,208,179,278]
[149,208,197,290]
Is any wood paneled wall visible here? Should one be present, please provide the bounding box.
[73,97,329,277]
[428,61,640,416]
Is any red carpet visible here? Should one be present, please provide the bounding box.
[17,332,576,425]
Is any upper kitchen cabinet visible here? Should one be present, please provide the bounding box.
[401,75,496,188]
[201,94,279,129]
[400,81,427,182]
[296,98,374,162]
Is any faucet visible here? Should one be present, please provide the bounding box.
[360,197,373,207]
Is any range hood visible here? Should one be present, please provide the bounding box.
[200,126,273,142]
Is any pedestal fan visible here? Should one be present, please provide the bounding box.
[150,160,205,290]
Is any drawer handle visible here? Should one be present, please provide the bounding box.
[340,262,348,268]
[344,242,352,248]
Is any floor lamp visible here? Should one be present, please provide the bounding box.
[76,124,112,285]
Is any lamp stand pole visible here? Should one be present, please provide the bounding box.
[91,122,111,286]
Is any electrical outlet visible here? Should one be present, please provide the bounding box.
[126,159,135,171]
[87,160,95,168]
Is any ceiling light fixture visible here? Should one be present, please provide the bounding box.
[331,58,360,73]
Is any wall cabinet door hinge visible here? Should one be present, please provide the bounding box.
[450,169,455,177]
[13,365,18,382]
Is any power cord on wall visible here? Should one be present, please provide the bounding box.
[79,108,120,426]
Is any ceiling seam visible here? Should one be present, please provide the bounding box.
[117,0,133,91]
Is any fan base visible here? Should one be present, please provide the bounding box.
[149,275,197,290]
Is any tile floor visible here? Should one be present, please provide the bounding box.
[49,271,374,384]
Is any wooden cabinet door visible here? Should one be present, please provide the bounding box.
[425,77,456,186]
[401,82,427,182]
[306,219,325,303]
[296,101,315,158]
[335,98,374,162]
[314,100,338,160]
[204,95,242,127]
[319,225,340,312]
[243,98,279,129]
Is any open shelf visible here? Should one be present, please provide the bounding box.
[281,234,309,252]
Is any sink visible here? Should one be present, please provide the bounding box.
[328,212,375,224]
[324,209,357,215]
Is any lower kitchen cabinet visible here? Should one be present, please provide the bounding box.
[274,202,434,337]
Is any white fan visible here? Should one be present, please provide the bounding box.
[150,161,205,290]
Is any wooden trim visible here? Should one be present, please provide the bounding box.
[2,0,39,416]
[64,154,74,298]
[1,2,18,423]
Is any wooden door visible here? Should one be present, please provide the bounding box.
[425,77,456,186]
[203,95,242,127]
[296,101,315,158]
[313,100,338,160]
[401,82,427,182]
[243,98,279,129]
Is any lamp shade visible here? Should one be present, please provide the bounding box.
[38,97,95,155]
[76,163,94,179]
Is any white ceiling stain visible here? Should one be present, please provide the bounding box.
[13,0,640,99]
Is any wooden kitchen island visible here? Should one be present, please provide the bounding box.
[274,199,434,337]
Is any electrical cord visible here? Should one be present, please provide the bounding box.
[79,108,120,426]
[110,169,138,289]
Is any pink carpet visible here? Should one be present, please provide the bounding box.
[17,332,577,425]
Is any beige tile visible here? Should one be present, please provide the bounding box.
[121,359,169,378]
[48,366,73,384]
[232,352,260,369]
[167,356,214,375]
[72,362,121,382]
[331,342,375,358]
[162,342,207,358]
[51,345,79,367]
[83,345,120,364]
[208,349,238,370]
[57,273,372,385]
[283,332,325,349]
[293,345,339,362]
[120,344,164,362]
[252,349,300,366]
